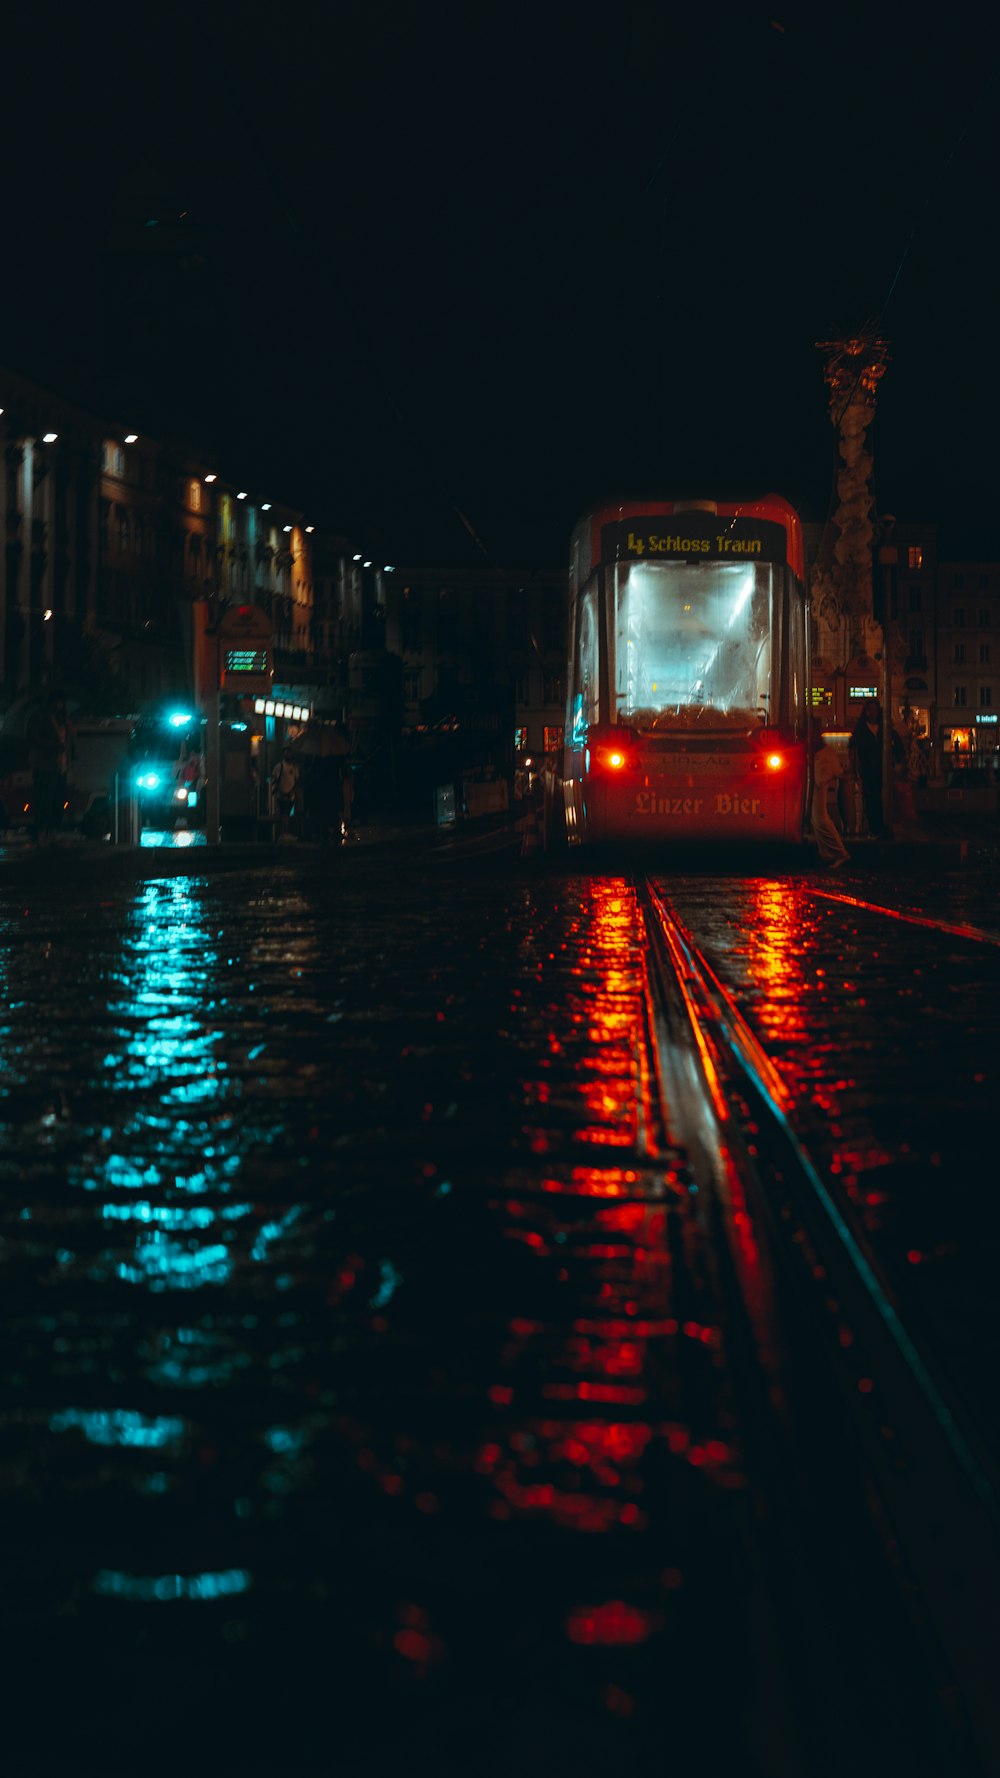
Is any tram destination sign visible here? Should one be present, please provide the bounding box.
[602,516,788,565]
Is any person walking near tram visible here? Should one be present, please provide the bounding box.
[810,718,850,870]
[27,694,71,844]
[850,698,887,837]
[270,746,300,841]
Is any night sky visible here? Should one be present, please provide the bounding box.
[3,2,996,566]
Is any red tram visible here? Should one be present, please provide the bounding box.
[560,496,809,846]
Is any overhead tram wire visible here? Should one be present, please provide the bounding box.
[873,89,992,333]
[795,79,994,548]
[196,23,535,613]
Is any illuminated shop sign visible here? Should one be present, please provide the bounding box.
[975,713,998,723]
[218,603,274,694]
[225,648,269,675]
[849,685,878,700]
[602,517,788,565]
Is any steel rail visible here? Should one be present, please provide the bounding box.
[806,887,1000,948]
[639,878,1000,1776]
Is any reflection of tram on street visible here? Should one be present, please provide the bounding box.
[560,496,809,847]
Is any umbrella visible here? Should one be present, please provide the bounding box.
[291,722,351,759]
[0,692,79,739]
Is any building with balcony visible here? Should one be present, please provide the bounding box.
[936,558,999,771]
[804,514,1000,780]
[0,364,344,720]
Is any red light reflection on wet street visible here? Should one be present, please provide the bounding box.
[4,858,995,1775]
[662,871,1000,1460]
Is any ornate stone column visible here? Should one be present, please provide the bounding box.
[811,335,890,712]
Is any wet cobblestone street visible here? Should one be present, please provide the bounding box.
[663,868,1000,1462]
[3,849,999,1777]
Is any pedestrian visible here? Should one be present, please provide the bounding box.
[810,719,850,870]
[27,695,70,844]
[329,721,352,842]
[270,746,300,840]
[849,698,887,838]
[176,742,202,792]
[519,765,544,857]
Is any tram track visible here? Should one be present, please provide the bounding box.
[805,887,1000,949]
[635,876,1000,1776]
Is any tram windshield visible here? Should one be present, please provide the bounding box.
[611,559,779,732]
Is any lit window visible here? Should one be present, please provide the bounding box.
[907,546,923,570]
[189,480,201,511]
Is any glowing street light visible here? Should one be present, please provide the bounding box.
[125,433,139,444]
[42,432,58,443]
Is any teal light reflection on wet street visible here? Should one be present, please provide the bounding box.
[4,857,999,1778]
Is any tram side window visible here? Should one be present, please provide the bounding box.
[612,560,775,730]
[786,582,806,734]
[570,583,599,742]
